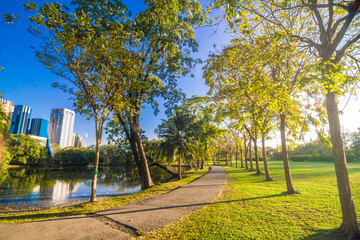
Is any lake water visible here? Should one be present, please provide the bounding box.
[0,165,173,211]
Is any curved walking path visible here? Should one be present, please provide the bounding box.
[0,166,226,240]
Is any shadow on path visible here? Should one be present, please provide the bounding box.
[0,192,288,224]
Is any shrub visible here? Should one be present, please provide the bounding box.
[290,153,356,162]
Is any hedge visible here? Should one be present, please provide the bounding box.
[290,153,356,162]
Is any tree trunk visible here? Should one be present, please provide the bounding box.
[178,155,182,180]
[249,139,254,171]
[133,129,154,189]
[244,140,248,169]
[240,146,244,168]
[205,145,208,166]
[229,145,233,167]
[253,136,263,175]
[217,151,220,166]
[262,135,273,181]
[326,91,359,238]
[280,113,298,194]
[225,152,228,166]
[235,146,238,168]
[90,123,102,202]
[151,162,178,176]
[116,114,153,189]
[0,134,4,165]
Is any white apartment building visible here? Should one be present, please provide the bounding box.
[0,99,15,121]
[49,108,75,148]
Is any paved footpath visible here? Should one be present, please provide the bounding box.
[0,166,226,240]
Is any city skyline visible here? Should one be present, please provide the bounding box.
[1,97,85,148]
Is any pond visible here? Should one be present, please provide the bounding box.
[0,165,174,211]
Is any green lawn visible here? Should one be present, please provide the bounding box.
[0,168,208,224]
[142,161,360,239]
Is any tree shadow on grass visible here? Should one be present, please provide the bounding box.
[303,228,345,240]
[0,192,289,224]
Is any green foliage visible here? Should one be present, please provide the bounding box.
[142,139,162,162]
[99,141,134,165]
[52,147,95,166]
[0,104,10,167]
[290,154,356,163]
[348,128,360,159]
[156,109,199,166]
[8,134,48,166]
[290,138,332,156]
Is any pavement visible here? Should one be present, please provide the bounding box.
[0,166,226,240]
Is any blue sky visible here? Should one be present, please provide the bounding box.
[0,0,231,146]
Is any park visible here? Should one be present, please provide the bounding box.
[1,0,360,239]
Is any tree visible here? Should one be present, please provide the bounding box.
[24,0,128,201]
[0,102,10,166]
[107,0,207,189]
[8,134,46,165]
[216,0,360,236]
[181,97,222,168]
[156,110,198,179]
[349,128,360,159]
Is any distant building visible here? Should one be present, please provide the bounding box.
[29,118,49,138]
[0,99,15,121]
[72,134,85,148]
[9,105,32,135]
[49,108,75,149]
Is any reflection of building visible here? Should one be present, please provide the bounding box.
[9,105,32,135]
[52,181,70,201]
[29,118,49,138]
[51,181,80,201]
[72,134,85,148]
[0,99,15,121]
[49,108,75,148]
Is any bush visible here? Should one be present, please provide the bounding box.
[53,147,95,166]
[290,153,356,162]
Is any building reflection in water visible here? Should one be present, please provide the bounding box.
[0,166,171,210]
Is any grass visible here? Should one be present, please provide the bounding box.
[142,160,360,240]
[0,168,208,224]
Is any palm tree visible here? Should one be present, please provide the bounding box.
[155,110,198,180]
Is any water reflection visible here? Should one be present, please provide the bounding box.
[0,166,172,210]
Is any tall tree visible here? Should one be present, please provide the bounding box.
[217,0,360,237]
[23,0,128,201]
[109,0,206,189]
[0,102,9,166]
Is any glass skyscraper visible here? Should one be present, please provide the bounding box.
[9,105,32,135]
[29,118,49,138]
[49,108,75,148]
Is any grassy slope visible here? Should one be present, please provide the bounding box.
[0,168,208,224]
[143,161,360,240]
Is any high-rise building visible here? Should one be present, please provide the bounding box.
[0,99,15,121]
[72,134,85,148]
[49,108,75,148]
[9,105,32,135]
[29,118,49,138]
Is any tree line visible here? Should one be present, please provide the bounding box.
[3,0,360,238]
